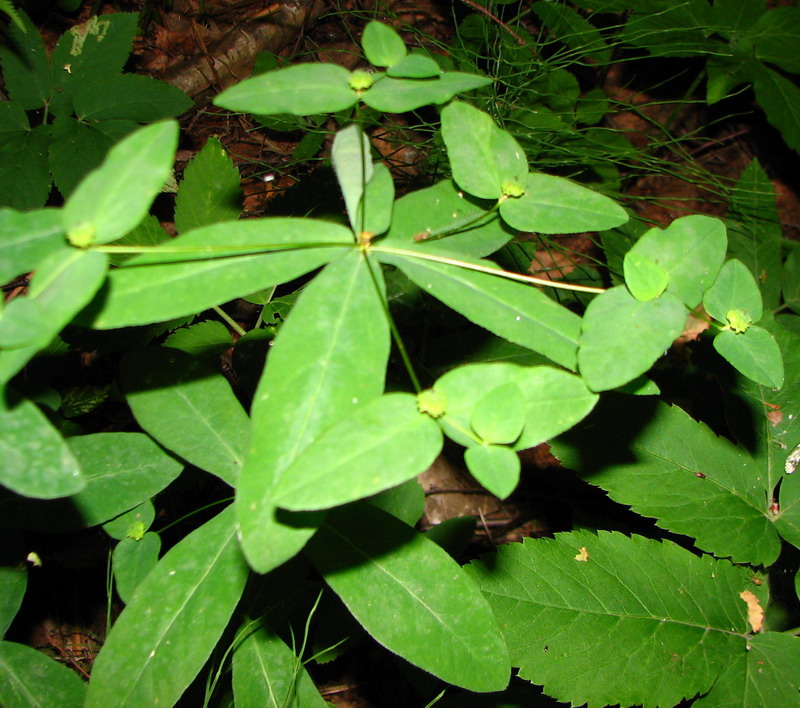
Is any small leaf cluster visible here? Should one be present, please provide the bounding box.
[1,18,799,708]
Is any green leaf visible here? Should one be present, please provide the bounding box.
[0,564,26,637]
[107,214,170,266]
[86,505,248,708]
[499,172,628,234]
[121,347,249,486]
[441,101,527,200]
[751,6,800,74]
[332,124,373,234]
[464,444,520,499]
[174,136,242,234]
[379,179,513,258]
[726,159,783,309]
[305,503,510,692]
[48,115,118,198]
[238,251,390,573]
[0,208,64,284]
[81,218,352,328]
[532,1,612,64]
[0,641,87,708]
[578,286,687,391]
[434,363,598,450]
[551,395,782,565]
[624,214,727,308]
[0,387,83,499]
[0,11,53,110]
[74,73,192,122]
[0,101,28,147]
[369,478,426,526]
[784,250,800,314]
[112,532,161,604]
[63,121,179,246]
[0,248,108,385]
[362,21,407,67]
[752,64,800,154]
[163,320,233,359]
[362,162,394,237]
[232,623,330,708]
[273,393,442,511]
[387,53,441,78]
[467,530,766,708]
[379,252,582,370]
[712,0,765,36]
[471,382,525,444]
[704,258,764,326]
[0,125,52,210]
[362,72,492,113]
[623,250,669,301]
[103,500,155,541]
[714,325,784,389]
[214,63,357,115]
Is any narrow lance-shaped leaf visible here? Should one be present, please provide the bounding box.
[121,348,249,486]
[237,251,390,573]
[86,504,249,708]
[305,503,510,692]
[551,394,782,565]
[332,125,372,234]
[467,530,768,708]
[0,641,87,708]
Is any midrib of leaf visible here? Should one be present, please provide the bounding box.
[0,651,43,707]
[115,522,238,705]
[174,387,243,469]
[321,520,476,657]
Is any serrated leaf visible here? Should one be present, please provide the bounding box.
[532,1,612,63]
[238,251,390,573]
[379,252,581,370]
[74,73,192,122]
[81,218,352,328]
[112,532,161,604]
[214,63,357,115]
[362,73,492,113]
[0,11,53,110]
[48,115,119,198]
[750,6,800,74]
[121,347,249,486]
[86,505,248,708]
[441,101,526,200]
[0,125,52,210]
[0,207,64,283]
[63,121,179,245]
[434,363,598,450]
[499,172,628,234]
[232,622,330,708]
[714,325,784,389]
[752,64,800,154]
[174,136,242,234]
[467,530,766,708]
[0,641,87,708]
[471,382,525,444]
[332,125,373,234]
[274,393,442,511]
[625,214,727,308]
[704,259,764,326]
[578,286,687,391]
[464,444,520,499]
[551,395,782,565]
[305,503,510,692]
[362,21,407,67]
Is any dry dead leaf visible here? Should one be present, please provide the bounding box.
[574,547,589,562]
[739,589,764,633]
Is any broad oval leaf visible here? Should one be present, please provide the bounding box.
[704,258,764,325]
[551,395,782,565]
[214,63,356,116]
[361,21,407,67]
[273,393,442,511]
[578,286,687,391]
[464,444,520,499]
[362,73,492,113]
[63,120,179,245]
[121,347,249,486]
[0,388,84,499]
[237,251,390,573]
[499,172,628,234]
[81,218,352,328]
[714,325,784,389]
[467,530,764,708]
[0,641,87,708]
[112,532,161,604]
[86,505,248,708]
[305,503,510,692]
